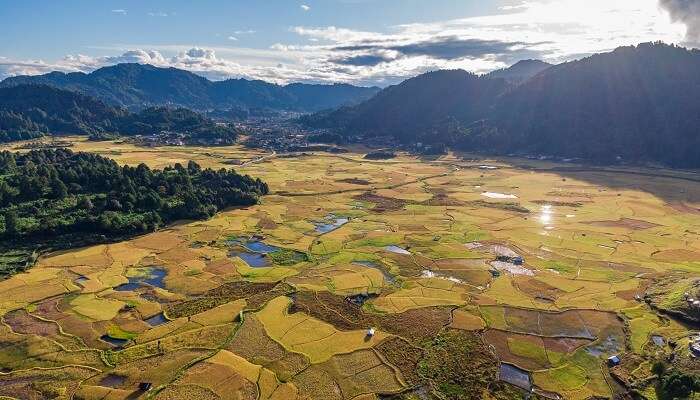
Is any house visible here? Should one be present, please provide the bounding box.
[366,327,376,337]
[607,355,621,367]
[138,382,152,391]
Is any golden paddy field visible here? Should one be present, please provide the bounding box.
[0,137,699,399]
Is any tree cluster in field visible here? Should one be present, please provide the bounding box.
[304,42,700,168]
[0,85,238,144]
[0,148,268,249]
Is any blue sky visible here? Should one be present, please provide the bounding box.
[0,0,693,85]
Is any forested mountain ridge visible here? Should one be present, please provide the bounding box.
[0,149,268,277]
[0,63,380,112]
[304,42,700,167]
[0,85,238,144]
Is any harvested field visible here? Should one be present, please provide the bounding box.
[1,141,698,399]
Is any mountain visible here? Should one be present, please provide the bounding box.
[0,85,237,144]
[304,43,700,167]
[301,70,509,145]
[469,42,700,166]
[485,59,552,83]
[0,84,126,142]
[0,63,380,112]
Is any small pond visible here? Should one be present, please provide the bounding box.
[499,363,531,391]
[100,335,129,348]
[114,267,167,292]
[229,249,270,268]
[385,245,411,255]
[315,215,350,234]
[145,313,168,327]
[227,238,281,268]
[586,334,623,357]
[652,335,665,347]
[99,374,127,388]
[74,276,89,285]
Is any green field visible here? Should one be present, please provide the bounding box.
[0,137,698,399]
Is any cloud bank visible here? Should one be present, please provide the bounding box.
[659,0,700,45]
[0,0,688,86]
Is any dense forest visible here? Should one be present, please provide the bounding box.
[304,42,700,168]
[0,149,268,277]
[0,63,380,112]
[0,85,238,144]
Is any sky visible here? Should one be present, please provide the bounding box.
[0,0,696,86]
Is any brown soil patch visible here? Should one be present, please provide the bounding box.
[587,218,660,230]
[652,249,700,262]
[542,337,591,354]
[422,194,465,207]
[0,366,95,400]
[204,258,240,276]
[353,192,414,212]
[4,309,60,337]
[532,199,585,207]
[165,281,280,318]
[376,337,424,386]
[513,277,563,303]
[338,178,371,185]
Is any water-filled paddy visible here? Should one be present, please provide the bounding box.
[1,138,698,399]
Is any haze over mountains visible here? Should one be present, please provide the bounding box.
[0,63,381,113]
[304,42,700,168]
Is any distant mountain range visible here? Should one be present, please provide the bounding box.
[303,42,700,168]
[0,85,238,144]
[0,63,380,112]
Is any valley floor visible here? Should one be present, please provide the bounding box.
[0,137,699,400]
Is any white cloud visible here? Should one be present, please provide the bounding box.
[301,4,311,11]
[111,9,127,15]
[234,30,257,35]
[227,36,239,41]
[0,0,689,86]
[148,11,169,17]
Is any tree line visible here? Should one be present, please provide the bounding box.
[0,149,268,276]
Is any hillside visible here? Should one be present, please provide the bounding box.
[304,43,700,167]
[0,63,380,112]
[469,42,700,166]
[301,70,509,145]
[0,85,238,144]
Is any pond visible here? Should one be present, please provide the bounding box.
[244,240,280,254]
[227,237,282,268]
[482,192,518,199]
[114,267,167,291]
[99,374,127,388]
[586,334,623,357]
[385,245,411,255]
[145,313,168,327]
[229,249,271,268]
[100,335,129,348]
[652,335,665,347]
[315,215,350,234]
[499,363,531,391]
[74,276,89,285]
